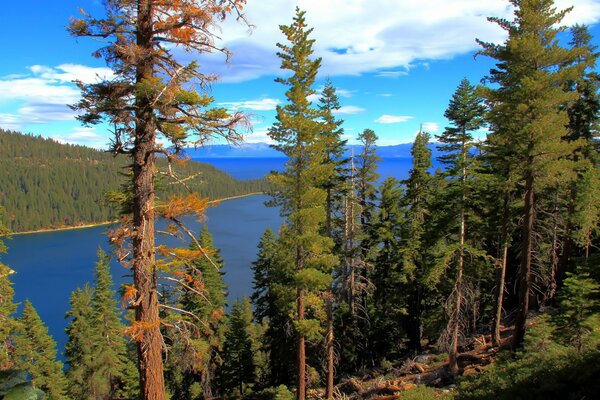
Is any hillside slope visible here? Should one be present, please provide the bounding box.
[0,130,269,232]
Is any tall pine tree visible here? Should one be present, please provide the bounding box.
[478,0,581,349]
[69,2,249,397]
[14,301,68,400]
[432,79,488,372]
[268,8,337,399]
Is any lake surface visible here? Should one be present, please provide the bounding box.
[194,157,416,181]
[3,194,282,355]
[3,156,416,356]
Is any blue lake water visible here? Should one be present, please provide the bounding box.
[2,157,415,356]
[3,194,282,355]
[193,157,416,181]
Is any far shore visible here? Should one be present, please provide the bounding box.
[7,192,264,237]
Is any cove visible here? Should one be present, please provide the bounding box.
[3,194,282,356]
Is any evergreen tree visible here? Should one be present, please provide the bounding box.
[251,229,296,387]
[318,80,348,239]
[65,285,97,399]
[14,300,68,400]
[556,271,599,352]
[65,250,138,400]
[268,9,337,399]
[164,225,227,399]
[221,298,255,396]
[432,78,488,372]
[0,208,17,370]
[478,0,581,349]
[400,130,433,352]
[369,177,405,362]
[559,24,600,280]
[69,2,249,397]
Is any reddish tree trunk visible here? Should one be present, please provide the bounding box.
[133,1,166,399]
[512,169,534,350]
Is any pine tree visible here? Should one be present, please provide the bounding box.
[69,2,249,397]
[163,225,227,399]
[433,79,488,372]
[251,229,296,387]
[14,301,68,400]
[65,250,138,400]
[556,271,599,352]
[400,130,433,352]
[478,0,581,349]
[318,80,348,240]
[65,285,97,399]
[369,177,405,362]
[268,9,337,399]
[559,24,600,279]
[0,208,17,370]
[221,297,255,396]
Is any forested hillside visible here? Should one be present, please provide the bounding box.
[0,129,269,232]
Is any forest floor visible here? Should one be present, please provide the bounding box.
[310,329,510,400]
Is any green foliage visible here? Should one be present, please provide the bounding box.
[456,268,600,400]
[0,129,269,233]
[251,229,296,387]
[164,225,228,399]
[14,301,68,400]
[0,370,45,400]
[65,249,138,400]
[0,208,17,370]
[555,271,600,351]
[401,385,452,400]
[221,297,256,397]
[267,8,337,394]
[255,385,295,400]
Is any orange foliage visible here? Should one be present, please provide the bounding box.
[122,284,138,307]
[211,307,224,321]
[125,320,161,342]
[157,193,210,220]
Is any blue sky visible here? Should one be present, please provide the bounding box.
[1,0,599,148]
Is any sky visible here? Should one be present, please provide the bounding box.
[0,0,599,148]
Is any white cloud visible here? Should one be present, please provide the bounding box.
[30,64,115,84]
[333,105,365,115]
[53,127,109,149]
[0,113,22,130]
[195,0,600,82]
[375,115,413,124]
[243,128,273,144]
[0,64,116,128]
[421,122,439,132]
[219,98,280,111]
[336,88,354,98]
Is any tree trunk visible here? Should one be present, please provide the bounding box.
[556,183,576,295]
[492,195,510,346]
[407,288,422,352]
[449,209,465,373]
[133,2,166,399]
[325,299,334,400]
[512,169,534,350]
[297,287,306,400]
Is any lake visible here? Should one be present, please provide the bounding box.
[2,157,415,356]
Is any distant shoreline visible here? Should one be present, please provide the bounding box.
[8,192,264,236]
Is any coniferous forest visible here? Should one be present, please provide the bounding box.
[0,129,269,232]
[1,1,599,400]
